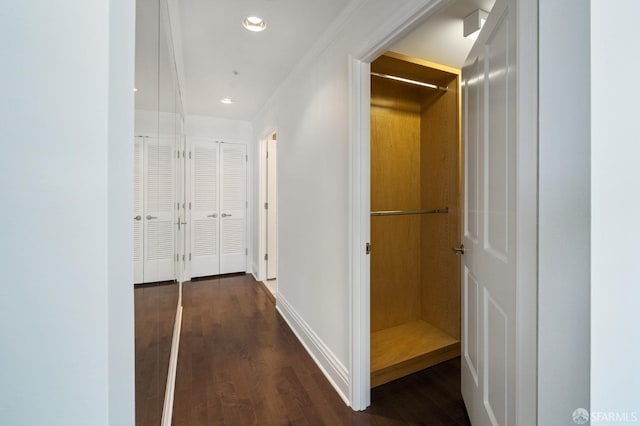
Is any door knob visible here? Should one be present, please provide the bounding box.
[146,215,157,220]
[452,244,465,255]
[134,215,141,221]
[221,213,232,218]
[207,213,218,218]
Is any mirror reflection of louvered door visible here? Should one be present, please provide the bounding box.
[133,136,145,284]
[190,141,220,278]
[220,143,247,274]
[143,136,176,283]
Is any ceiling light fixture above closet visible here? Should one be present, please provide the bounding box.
[220,98,233,104]
[463,9,488,41]
[242,16,266,32]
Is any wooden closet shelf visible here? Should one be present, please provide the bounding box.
[371,320,460,387]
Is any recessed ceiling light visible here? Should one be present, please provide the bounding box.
[243,16,266,32]
[220,98,233,104]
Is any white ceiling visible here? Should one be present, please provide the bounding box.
[135,0,496,121]
[390,0,496,70]
[177,0,349,120]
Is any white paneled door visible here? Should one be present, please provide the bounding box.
[188,140,247,278]
[461,0,517,424]
[190,140,220,277]
[220,143,247,274]
[266,137,277,280]
[143,136,177,283]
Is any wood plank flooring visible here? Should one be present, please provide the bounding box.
[173,274,470,425]
[134,281,180,426]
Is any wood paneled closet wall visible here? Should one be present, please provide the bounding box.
[370,53,462,387]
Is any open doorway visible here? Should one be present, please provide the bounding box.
[364,0,496,395]
[259,131,278,298]
[369,52,462,388]
[349,0,539,421]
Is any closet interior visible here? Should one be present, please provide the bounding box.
[370,53,462,387]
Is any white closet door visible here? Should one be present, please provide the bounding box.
[190,140,220,278]
[133,136,144,284]
[461,0,517,424]
[266,138,277,280]
[143,136,176,282]
[175,135,186,282]
[220,143,247,274]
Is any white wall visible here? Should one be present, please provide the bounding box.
[591,1,640,421]
[538,0,591,422]
[252,0,433,399]
[135,109,183,136]
[185,115,252,141]
[108,0,136,424]
[0,1,135,425]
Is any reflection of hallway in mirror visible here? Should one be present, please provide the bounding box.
[172,274,469,425]
[134,282,180,426]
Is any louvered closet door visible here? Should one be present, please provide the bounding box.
[143,136,176,282]
[133,136,144,284]
[190,141,220,278]
[220,143,247,274]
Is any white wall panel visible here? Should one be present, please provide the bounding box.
[0,0,135,424]
[252,0,428,379]
[538,0,591,421]
[591,0,640,419]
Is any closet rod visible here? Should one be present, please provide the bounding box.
[370,207,449,217]
[371,72,448,91]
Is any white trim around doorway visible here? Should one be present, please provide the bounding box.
[347,0,539,419]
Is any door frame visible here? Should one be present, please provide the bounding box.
[265,132,278,282]
[257,130,278,284]
[347,0,538,420]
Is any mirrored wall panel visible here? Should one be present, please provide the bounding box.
[134,0,184,424]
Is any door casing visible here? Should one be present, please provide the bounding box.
[347,0,538,421]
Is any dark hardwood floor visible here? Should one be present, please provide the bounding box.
[135,281,180,426]
[173,274,470,425]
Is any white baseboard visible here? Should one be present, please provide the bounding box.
[161,301,183,426]
[276,294,350,406]
[251,262,265,283]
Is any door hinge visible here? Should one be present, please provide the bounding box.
[264,202,268,210]
[176,254,179,262]
[189,202,192,210]
[176,202,179,210]
[176,150,180,159]
[266,151,269,159]
[183,150,185,158]
[182,254,185,261]
[189,253,192,261]
[366,242,371,255]
[189,151,192,159]
[245,248,248,255]
[246,154,248,162]
[264,253,268,261]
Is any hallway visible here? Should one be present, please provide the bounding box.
[171,274,470,425]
